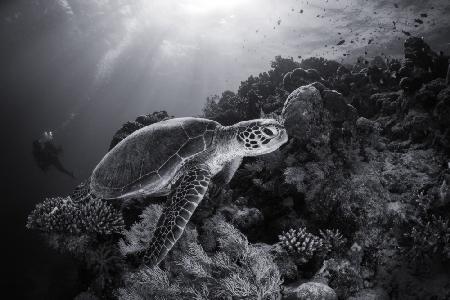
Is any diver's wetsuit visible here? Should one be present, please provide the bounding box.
[32,137,75,179]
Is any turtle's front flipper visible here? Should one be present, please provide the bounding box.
[142,164,211,267]
[214,157,243,186]
[210,157,243,198]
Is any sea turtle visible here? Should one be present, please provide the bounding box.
[73,117,288,266]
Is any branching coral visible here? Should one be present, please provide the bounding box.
[80,200,125,235]
[27,197,124,235]
[279,228,324,264]
[319,229,347,257]
[27,197,126,298]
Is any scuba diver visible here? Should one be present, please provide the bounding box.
[32,131,75,179]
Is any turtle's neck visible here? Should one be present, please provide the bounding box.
[209,125,242,170]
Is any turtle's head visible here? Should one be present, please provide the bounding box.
[233,119,288,156]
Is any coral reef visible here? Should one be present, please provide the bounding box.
[109,111,172,150]
[27,36,450,299]
[319,258,364,299]
[283,281,337,300]
[27,197,124,235]
[118,214,282,300]
[279,228,324,264]
[401,192,450,266]
[118,204,163,255]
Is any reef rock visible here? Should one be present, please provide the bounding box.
[399,37,449,92]
[284,282,337,300]
[434,87,450,128]
[283,68,327,92]
[281,83,356,148]
[270,244,298,282]
[231,206,264,231]
[347,288,389,300]
[404,37,436,70]
[109,111,172,149]
[320,258,364,298]
[282,83,330,145]
[447,64,450,85]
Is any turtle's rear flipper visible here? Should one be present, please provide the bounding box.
[71,179,96,203]
[141,164,211,267]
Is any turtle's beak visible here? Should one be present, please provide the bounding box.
[270,128,288,151]
[279,129,288,145]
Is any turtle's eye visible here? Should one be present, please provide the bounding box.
[262,126,278,138]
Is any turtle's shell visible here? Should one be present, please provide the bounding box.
[91,117,219,199]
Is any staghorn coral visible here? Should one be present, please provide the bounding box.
[80,200,125,235]
[27,196,124,235]
[279,228,324,264]
[27,197,81,234]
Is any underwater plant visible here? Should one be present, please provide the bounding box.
[278,227,324,264]
[118,215,282,300]
[404,214,450,264]
[119,204,163,255]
